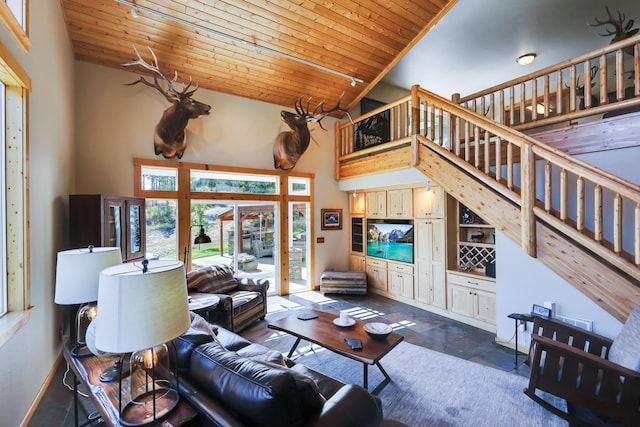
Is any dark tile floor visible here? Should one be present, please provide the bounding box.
[28,291,529,426]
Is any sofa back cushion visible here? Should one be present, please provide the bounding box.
[191,342,305,427]
[187,265,238,294]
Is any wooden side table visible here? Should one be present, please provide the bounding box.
[188,292,220,321]
[62,342,198,426]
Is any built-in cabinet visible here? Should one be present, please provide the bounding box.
[415,219,446,309]
[366,258,388,292]
[387,189,413,218]
[388,261,414,300]
[447,272,496,326]
[365,191,387,218]
[347,184,498,333]
[69,194,146,263]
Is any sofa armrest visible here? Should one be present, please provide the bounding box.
[236,277,270,294]
[308,384,382,427]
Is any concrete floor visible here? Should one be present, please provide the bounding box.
[28,291,528,426]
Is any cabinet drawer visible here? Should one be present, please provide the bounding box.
[447,272,495,292]
[366,258,387,269]
[387,261,413,275]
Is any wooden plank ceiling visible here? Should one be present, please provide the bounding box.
[60,0,456,110]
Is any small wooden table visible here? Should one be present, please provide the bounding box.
[188,292,220,321]
[267,310,403,393]
[62,342,198,427]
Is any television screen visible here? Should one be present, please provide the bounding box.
[366,220,414,263]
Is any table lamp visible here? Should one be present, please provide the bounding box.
[54,246,122,357]
[96,259,190,426]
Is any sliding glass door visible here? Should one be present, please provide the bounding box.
[189,201,279,294]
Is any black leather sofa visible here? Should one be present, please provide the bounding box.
[173,319,383,427]
[186,264,269,332]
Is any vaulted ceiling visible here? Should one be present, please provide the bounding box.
[60,0,456,111]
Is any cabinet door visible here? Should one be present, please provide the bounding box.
[387,189,412,218]
[415,220,446,308]
[103,198,126,261]
[366,260,388,292]
[366,191,386,218]
[413,186,445,218]
[448,284,475,318]
[349,192,365,215]
[126,198,146,261]
[349,255,366,272]
[474,289,496,323]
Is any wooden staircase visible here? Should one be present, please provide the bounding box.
[335,37,640,322]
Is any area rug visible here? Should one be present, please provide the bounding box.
[261,334,568,427]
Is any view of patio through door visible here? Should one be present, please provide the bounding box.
[136,161,313,295]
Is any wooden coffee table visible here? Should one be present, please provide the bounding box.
[267,309,403,392]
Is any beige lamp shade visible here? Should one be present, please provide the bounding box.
[95,260,190,353]
[54,247,123,305]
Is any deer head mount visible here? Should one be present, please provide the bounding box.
[122,46,211,159]
[273,93,347,171]
[590,6,639,44]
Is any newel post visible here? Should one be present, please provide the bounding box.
[411,85,420,166]
[521,142,537,257]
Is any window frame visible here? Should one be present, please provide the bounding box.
[0,0,29,53]
[0,38,31,349]
[134,158,314,295]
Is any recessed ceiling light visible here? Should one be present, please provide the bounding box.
[517,53,537,66]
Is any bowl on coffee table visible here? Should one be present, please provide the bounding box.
[364,322,393,341]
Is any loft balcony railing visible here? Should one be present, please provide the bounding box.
[455,35,640,131]
[336,38,640,285]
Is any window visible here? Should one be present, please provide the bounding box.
[134,159,314,295]
[0,40,31,348]
[0,0,29,53]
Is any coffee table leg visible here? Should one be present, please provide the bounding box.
[363,363,368,389]
[376,361,391,382]
[287,337,301,358]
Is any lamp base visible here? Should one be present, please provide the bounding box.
[69,343,93,358]
[120,388,179,426]
[99,357,130,382]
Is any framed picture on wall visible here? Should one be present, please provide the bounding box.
[321,209,342,230]
[354,98,391,152]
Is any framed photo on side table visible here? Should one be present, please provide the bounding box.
[321,209,342,230]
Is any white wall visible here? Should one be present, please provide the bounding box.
[495,146,640,348]
[0,4,76,427]
[74,61,350,283]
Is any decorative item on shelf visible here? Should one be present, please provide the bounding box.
[485,255,496,278]
[364,322,393,341]
[458,260,474,272]
[96,259,190,426]
[54,246,123,358]
[469,231,485,243]
[460,205,482,224]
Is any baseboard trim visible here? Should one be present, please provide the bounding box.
[19,351,64,427]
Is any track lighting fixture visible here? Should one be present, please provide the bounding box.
[115,0,363,86]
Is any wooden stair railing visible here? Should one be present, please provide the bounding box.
[335,85,640,321]
[455,35,640,131]
[408,85,640,283]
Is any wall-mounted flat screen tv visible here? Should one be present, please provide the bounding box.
[366,219,414,264]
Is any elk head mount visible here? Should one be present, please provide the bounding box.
[590,6,639,44]
[273,93,347,171]
[122,46,211,159]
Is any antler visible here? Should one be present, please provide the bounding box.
[308,92,348,130]
[122,46,197,101]
[590,7,639,43]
